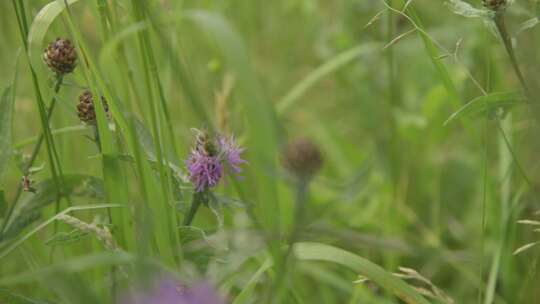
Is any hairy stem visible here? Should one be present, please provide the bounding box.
[183,192,207,226]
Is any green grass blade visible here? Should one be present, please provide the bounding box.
[294,242,431,304]
[232,258,273,304]
[405,6,462,108]
[0,87,15,182]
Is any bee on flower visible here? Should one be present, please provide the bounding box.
[185,129,246,193]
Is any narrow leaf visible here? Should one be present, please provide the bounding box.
[444,91,525,125]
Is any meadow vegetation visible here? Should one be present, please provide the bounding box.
[1,0,540,303]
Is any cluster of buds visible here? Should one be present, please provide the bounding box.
[43,38,77,75]
[77,90,110,124]
[482,0,507,12]
[281,138,323,180]
[186,129,246,192]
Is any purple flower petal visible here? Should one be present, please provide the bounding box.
[186,149,223,192]
[216,135,246,174]
[119,278,225,304]
[186,132,246,192]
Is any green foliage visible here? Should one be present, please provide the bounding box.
[1,0,540,303]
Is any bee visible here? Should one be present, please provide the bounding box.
[192,128,217,156]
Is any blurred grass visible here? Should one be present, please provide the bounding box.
[1,0,540,303]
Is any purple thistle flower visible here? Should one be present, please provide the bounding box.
[186,149,223,192]
[217,135,247,174]
[186,130,246,192]
[119,278,225,304]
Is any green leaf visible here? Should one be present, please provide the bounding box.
[444,91,525,125]
[276,43,379,115]
[294,242,431,304]
[178,226,216,273]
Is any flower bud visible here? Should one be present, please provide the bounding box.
[77,90,109,124]
[282,138,323,179]
[43,38,77,75]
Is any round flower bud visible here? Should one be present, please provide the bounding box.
[77,90,109,124]
[483,0,507,11]
[282,138,323,179]
[43,38,77,75]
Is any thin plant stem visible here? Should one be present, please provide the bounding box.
[478,119,489,304]
[495,119,535,190]
[272,178,310,304]
[183,192,206,226]
[493,14,530,98]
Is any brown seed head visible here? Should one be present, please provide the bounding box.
[77,90,109,124]
[43,38,77,75]
[282,138,323,179]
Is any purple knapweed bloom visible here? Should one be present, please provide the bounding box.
[217,135,247,174]
[119,278,225,304]
[186,130,246,192]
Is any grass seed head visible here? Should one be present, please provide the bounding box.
[43,38,77,75]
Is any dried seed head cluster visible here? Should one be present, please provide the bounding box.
[483,0,507,11]
[282,138,323,179]
[77,90,109,124]
[186,129,246,192]
[43,38,77,75]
